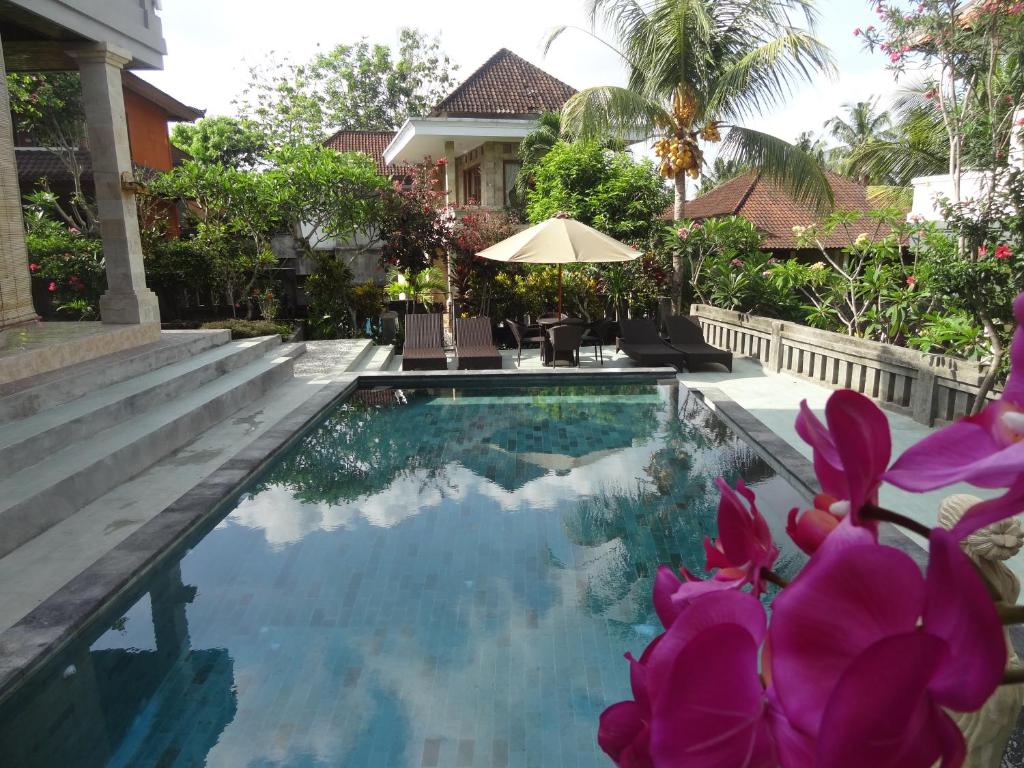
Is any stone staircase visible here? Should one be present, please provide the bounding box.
[0,330,304,558]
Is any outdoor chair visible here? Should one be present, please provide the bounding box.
[664,316,733,372]
[580,318,612,365]
[378,311,399,345]
[401,313,447,371]
[548,323,587,367]
[617,318,689,370]
[539,312,568,321]
[506,319,545,366]
[456,317,502,370]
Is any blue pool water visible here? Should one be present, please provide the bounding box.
[0,382,806,768]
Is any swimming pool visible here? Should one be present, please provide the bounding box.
[0,381,807,767]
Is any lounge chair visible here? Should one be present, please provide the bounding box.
[548,323,587,367]
[401,313,448,371]
[456,317,502,370]
[664,316,733,372]
[506,319,545,366]
[617,318,689,370]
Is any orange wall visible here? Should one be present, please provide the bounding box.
[123,87,173,171]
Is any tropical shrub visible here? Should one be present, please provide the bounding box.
[200,319,293,340]
[304,252,356,339]
[526,140,671,242]
[23,200,104,318]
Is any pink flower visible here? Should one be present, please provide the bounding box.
[651,480,779,625]
[995,244,1012,259]
[68,226,80,235]
[906,275,916,286]
[890,52,901,62]
[886,292,1024,537]
[677,227,689,240]
[47,281,56,292]
[769,530,1005,767]
[29,262,38,272]
[786,493,844,554]
[979,244,989,257]
[599,591,811,768]
[729,257,743,267]
[795,390,892,529]
[853,26,862,36]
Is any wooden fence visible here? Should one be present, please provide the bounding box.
[689,304,995,426]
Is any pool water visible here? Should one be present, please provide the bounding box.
[0,382,806,768]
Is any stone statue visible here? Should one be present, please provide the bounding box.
[938,494,1024,768]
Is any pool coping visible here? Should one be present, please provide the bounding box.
[0,366,937,704]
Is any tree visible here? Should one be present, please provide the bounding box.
[234,28,458,147]
[525,140,671,242]
[794,131,829,165]
[511,111,564,217]
[823,99,894,183]
[547,0,835,310]
[7,71,96,234]
[170,116,269,169]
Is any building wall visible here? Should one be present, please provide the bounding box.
[453,141,521,208]
[123,88,173,171]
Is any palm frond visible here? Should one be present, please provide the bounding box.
[720,125,834,212]
[560,86,669,142]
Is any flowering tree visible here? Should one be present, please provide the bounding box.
[598,292,1024,767]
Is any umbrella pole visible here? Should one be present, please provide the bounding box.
[557,265,563,318]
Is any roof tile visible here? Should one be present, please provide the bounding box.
[431,48,576,117]
[668,170,884,249]
[323,130,412,177]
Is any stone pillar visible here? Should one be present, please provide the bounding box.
[767,321,784,373]
[481,142,499,208]
[69,45,160,325]
[0,34,40,329]
[444,140,457,207]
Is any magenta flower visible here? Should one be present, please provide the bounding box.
[794,390,892,529]
[886,292,1024,537]
[786,493,843,554]
[769,529,1005,768]
[599,591,811,768]
[652,479,780,623]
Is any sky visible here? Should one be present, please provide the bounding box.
[140,0,902,149]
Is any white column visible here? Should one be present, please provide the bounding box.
[444,140,457,207]
[69,44,160,325]
[0,34,40,328]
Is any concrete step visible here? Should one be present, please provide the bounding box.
[0,342,305,558]
[0,335,282,480]
[351,344,395,372]
[0,329,230,424]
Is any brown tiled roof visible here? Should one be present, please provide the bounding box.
[324,130,413,177]
[431,48,576,118]
[16,148,91,186]
[668,170,884,250]
[121,72,205,123]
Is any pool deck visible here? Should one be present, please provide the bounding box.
[0,341,1021,703]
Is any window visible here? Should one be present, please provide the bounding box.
[503,161,522,207]
[463,166,481,205]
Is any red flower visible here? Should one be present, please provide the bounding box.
[979,244,989,258]
[995,244,1012,260]
[29,262,38,272]
[906,275,916,286]
[47,281,57,292]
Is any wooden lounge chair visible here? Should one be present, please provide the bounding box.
[456,317,502,370]
[664,316,733,372]
[618,318,689,370]
[401,313,448,371]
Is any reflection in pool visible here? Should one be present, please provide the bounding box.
[0,383,806,767]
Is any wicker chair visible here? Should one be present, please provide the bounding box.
[580,318,611,365]
[401,313,447,371]
[548,323,587,367]
[455,317,502,369]
[506,319,545,366]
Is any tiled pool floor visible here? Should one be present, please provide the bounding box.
[0,383,807,767]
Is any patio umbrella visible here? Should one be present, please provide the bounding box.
[476,214,641,318]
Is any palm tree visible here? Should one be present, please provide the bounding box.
[547,0,835,309]
[511,112,565,215]
[823,99,894,183]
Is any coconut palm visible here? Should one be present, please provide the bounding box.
[546,0,835,308]
[823,99,895,183]
[511,112,565,215]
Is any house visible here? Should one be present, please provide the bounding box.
[308,48,577,293]
[671,169,884,255]
[327,48,576,211]
[15,70,204,234]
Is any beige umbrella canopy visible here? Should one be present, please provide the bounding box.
[476,215,642,317]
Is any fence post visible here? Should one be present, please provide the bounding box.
[911,368,938,426]
[767,321,783,373]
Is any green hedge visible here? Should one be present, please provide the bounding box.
[201,319,293,340]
